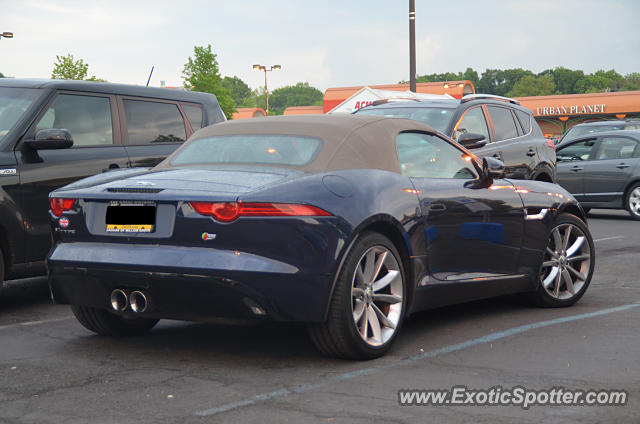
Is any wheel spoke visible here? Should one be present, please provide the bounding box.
[553,267,562,297]
[566,236,585,257]
[362,250,376,284]
[355,266,365,288]
[542,266,559,289]
[542,260,556,268]
[567,265,586,281]
[546,247,558,259]
[352,287,364,297]
[552,228,562,252]
[367,305,382,343]
[371,251,388,284]
[372,270,400,292]
[373,293,402,304]
[562,268,575,294]
[372,303,396,329]
[353,299,365,322]
[568,254,590,262]
[359,305,368,337]
[562,225,572,252]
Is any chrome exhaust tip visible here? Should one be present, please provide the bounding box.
[110,289,128,312]
[129,291,148,313]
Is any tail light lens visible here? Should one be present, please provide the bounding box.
[49,198,76,217]
[189,202,331,222]
[546,139,556,150]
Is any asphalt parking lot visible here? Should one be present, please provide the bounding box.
[1,209,638,424]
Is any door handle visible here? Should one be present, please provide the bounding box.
[526,149,536,157]
[427,203,446,211]
[616,163,630,169]
[570,166,584,172]
[492,153,502,160]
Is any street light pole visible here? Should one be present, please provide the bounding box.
[0,32,14,40]
[253,64,281,115]
[409,1,416,92]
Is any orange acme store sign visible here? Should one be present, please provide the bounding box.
[323,81,475,113]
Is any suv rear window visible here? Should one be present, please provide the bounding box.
[356,106,455,133]
[514,110,531,134]
[124,100,187,144]
[171,135,321,166]
[487,106,518,141]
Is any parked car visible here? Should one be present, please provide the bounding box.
[0,78,225,290]
[48,115,594,359]
[355,94,556,182]
[558,119,640,145]
[556,129,640,219]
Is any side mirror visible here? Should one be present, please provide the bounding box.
[24,129,74,150]
[458,133,487,149]
[482,156,505,180]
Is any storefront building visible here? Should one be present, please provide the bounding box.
[515,91,640,139]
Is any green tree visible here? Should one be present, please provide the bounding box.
[221,76,252,107]
[507,75,556,97]
[623,72,640,91]
[267,82,323,115]
[538,67,584,94]
[0,71,4,78]
[574,69,624,93]
[182,44,236,119]
[51,54,105,81]
[477,68,534,96]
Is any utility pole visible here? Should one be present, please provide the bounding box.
[409,0,416,92]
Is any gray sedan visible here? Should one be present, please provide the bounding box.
[556,129,640,219]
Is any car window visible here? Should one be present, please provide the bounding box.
[181,104,203,130]
[356,106,456,133]
[36,94,113,147]
[596,137,638,160]
[454,107,489,142]
[514,109,531,134]
[0,87,43,143]
[561,124,625,143]
[556,139,597,162]
[487,106,518,141]
[396,132,477,179]
[124,100,186,144]
[171,134,321,166]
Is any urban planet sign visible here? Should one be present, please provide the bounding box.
[536,104,606,116]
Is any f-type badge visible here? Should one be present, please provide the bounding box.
[201,232,217,241]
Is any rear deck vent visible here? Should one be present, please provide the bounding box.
[106,187,164,193]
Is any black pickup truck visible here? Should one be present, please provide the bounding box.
[0,78,225,288]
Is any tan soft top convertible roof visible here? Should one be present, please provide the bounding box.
[160,114,441,174]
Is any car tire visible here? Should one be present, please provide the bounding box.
[308,232,407,359]
[528,213,595,308]
[625,182,640,220]
[71,305,158,336]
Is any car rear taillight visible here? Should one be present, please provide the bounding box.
[49,198,76,217]
[546,139,556,150]
[189,202,331,222]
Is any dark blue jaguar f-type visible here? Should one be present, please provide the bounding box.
[48,115,595,359]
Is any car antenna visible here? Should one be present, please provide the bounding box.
[146,66,154,87]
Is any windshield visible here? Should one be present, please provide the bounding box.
[170,134,322,167]
[0,87,43,143]
[561,124,625,143]
[356,106,456,133]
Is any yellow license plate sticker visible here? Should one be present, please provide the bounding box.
[106,224,153,233]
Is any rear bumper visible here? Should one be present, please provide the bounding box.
[48,242,337,322]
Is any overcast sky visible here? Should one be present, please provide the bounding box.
[1,0,639,92]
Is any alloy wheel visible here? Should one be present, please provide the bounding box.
[629,187,640,217]
[540,223,592,300]
[351,246,403,347]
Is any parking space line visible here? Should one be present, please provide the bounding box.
[0,317,71,331]
[194,302,640,417]
[594,236,625,242]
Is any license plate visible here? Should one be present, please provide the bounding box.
[106,201,156,233]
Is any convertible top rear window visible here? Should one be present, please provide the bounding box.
[171,134,321,166]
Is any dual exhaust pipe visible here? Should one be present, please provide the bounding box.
[110,289,149,313]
